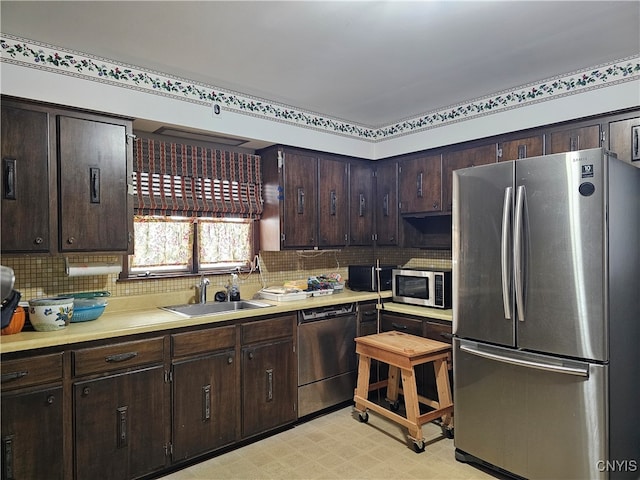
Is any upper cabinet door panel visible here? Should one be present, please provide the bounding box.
[282,152,317,248]
[58,115,129,252]
[348,162,374,246]
[547,124,601,154]
[375,161,398,246]
[498,135,544,162]
[318,157,348,247]
[399,155,442,214]
[609,117,640,164]
[1,105,51,253]
[443,144,496,212]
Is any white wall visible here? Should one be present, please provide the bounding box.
[2,62,638,159]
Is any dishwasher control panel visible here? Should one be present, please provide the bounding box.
[298,303,355,322]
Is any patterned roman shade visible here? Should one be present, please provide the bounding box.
[133,138,263,218]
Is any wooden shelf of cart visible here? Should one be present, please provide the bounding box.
[353,331,453,452]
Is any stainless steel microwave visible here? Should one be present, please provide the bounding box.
[392,268,452,308]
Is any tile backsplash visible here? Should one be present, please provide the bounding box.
[1,248,451,302]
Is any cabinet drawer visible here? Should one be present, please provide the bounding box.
[424,320,453,344]
[73,337,165,377]
[172,325,236,358]
[241,315,294,345]
[0,353,63,390]
[381,313,423,336]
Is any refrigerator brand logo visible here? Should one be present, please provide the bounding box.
[581,164,594,178]
[596,460,638,472]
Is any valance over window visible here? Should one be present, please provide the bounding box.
[133,138,263,218]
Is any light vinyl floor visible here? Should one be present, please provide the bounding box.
[159,405,501,480]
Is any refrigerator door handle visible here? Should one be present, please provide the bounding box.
[501,187,513,319]
[514,185,526,322]
[460,344,590,377]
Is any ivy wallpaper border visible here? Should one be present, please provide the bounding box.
[2,34,639,142]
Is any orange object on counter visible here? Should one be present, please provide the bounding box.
[1,305,26,335]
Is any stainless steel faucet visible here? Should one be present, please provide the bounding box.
[198,276,210,303]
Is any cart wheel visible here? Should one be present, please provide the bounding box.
[412,440,425,453]
[441,425,454,439]
[389,400,400,412]
[358,411,369,423]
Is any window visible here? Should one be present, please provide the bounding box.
[130,215,255,274]
[126,137,263,277]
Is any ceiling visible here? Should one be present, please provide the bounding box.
[2,1,639,135]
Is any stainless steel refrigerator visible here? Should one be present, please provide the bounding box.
[452,148,640,480]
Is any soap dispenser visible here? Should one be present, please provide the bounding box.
[229,273,240,301]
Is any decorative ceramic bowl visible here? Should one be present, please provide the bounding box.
[28,297,73,331]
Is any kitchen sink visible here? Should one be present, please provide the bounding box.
[161,300,272,318]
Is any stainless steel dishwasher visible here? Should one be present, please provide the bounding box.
[297,303,357,417]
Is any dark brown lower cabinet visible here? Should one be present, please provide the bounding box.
[172,349,238,461]
[241,338,295,438]
[380,312,453,404]
[73,366,166,480]
[1,385,64,479]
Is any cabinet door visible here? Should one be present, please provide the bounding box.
[348,162,374,246]
[318,157,348,246]
[498,135,544,162]
[375,161,398,246]
[1,386,64,480]
[74,366,166,480]
[282,152,317,248]
[172,350,238,460]
[442,144,496,212]
[58,115,129,252]
[1,104,52,253]
[547,124,601,154]
[399,155,442,214]
[242,339,295,438]
[609,117,640,163]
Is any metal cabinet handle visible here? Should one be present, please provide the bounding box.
[391,322,407,330]
[570,136,579,151]
[3,158,16,200]
[1,371,28,383]
[34,237,43,245]
[67,236,76,245]
[329,190,336,216]
[297,187,305,214]
[105,352,138,363]
[632,126,639,161]
[517,144,527,159]
[90,167,100,203]
[2,434,14,480]
[382,193,389,217]
[202,384,211,421]
[248,351,254,360]
[416,172,423,198]
[358,193,366,217]
[266,368,274,402]
[116,406,128,448]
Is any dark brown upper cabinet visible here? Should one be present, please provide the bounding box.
[442,144,496,212]
[498,135,544,162]
[398,154,442,215]
[318,156,348,247]
[374,161,399,246]
[348,161,374,246]
[547,124,601,154]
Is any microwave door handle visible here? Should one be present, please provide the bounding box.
[501,187,513,319]
[514,185,526,322]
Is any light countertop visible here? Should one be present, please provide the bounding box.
[1,289,452,354]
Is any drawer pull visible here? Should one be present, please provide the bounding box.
[391,322,408,331]
[105,352,138,363]
[440,332,454,340]
[1,371,28,383]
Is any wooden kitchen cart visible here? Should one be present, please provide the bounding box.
[353,331,453,452]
